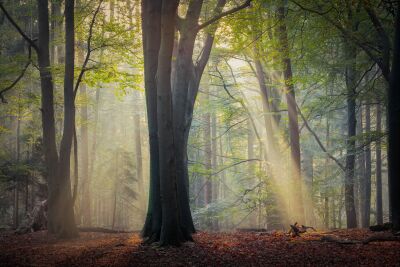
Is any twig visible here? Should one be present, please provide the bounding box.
[0,3,39,52]
[296,102,346,171]
[73,0,103,99]
[197,0,252,31]
[0,44,32,103]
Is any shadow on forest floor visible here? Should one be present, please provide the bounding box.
[1,229,399,266]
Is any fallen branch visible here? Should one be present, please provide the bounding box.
[288,222,316,237]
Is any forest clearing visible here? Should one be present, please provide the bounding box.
[1,0,400,265]
[1,229,400,266]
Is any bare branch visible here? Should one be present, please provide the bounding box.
[291,0,390,81]
[296,102,346,171]
[0,45,32,103]
[197,0,251,31]
[0,3,39,52]
[362,0,391,75]
[290,0,332,16]
[73,0,103,98]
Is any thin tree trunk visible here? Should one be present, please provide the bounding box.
[13,180,19,228]
[376,103,383,224]
[277,2,304,222]
[357,105,365,227]
[112,151,118,230]
[50,0,62,64]
[325,112,331,229]
[133,91,144,217]
[344,37,358,228]
[203,85,212,229]
[211,112,219,231]
[362,103,372,227]
[77,37,90,226]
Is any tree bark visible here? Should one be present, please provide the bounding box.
[156,0,182,245]
[37,0,60,234]
[141,0,162,242]
[55,0,78,237]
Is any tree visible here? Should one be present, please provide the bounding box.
[0,0,78,237]
[141,0,185,246]
[277,1,304,222]
[141,0,251,244]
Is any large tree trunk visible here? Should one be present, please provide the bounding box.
[156,0,182,245]
[388,4,400,230]
[55,0,78,238]
[171,0,206,237]
[37,0,60,234]
[376,103,383,225]
[141,0,162,241]
[277,2,304,223]
[37,0,77,238]
[344,38,358,228]
[141,0,193,245]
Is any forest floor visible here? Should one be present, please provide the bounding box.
[1,228,400,266]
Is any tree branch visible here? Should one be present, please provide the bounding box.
[73,0,103,99]
[0,3,39,52]
[296,102,346,171]
[197,0,251,31]
[0,45,32,103]
[291,0,390,81]
[362,0,391,75]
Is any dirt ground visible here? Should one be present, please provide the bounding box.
[1,229,399,266]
